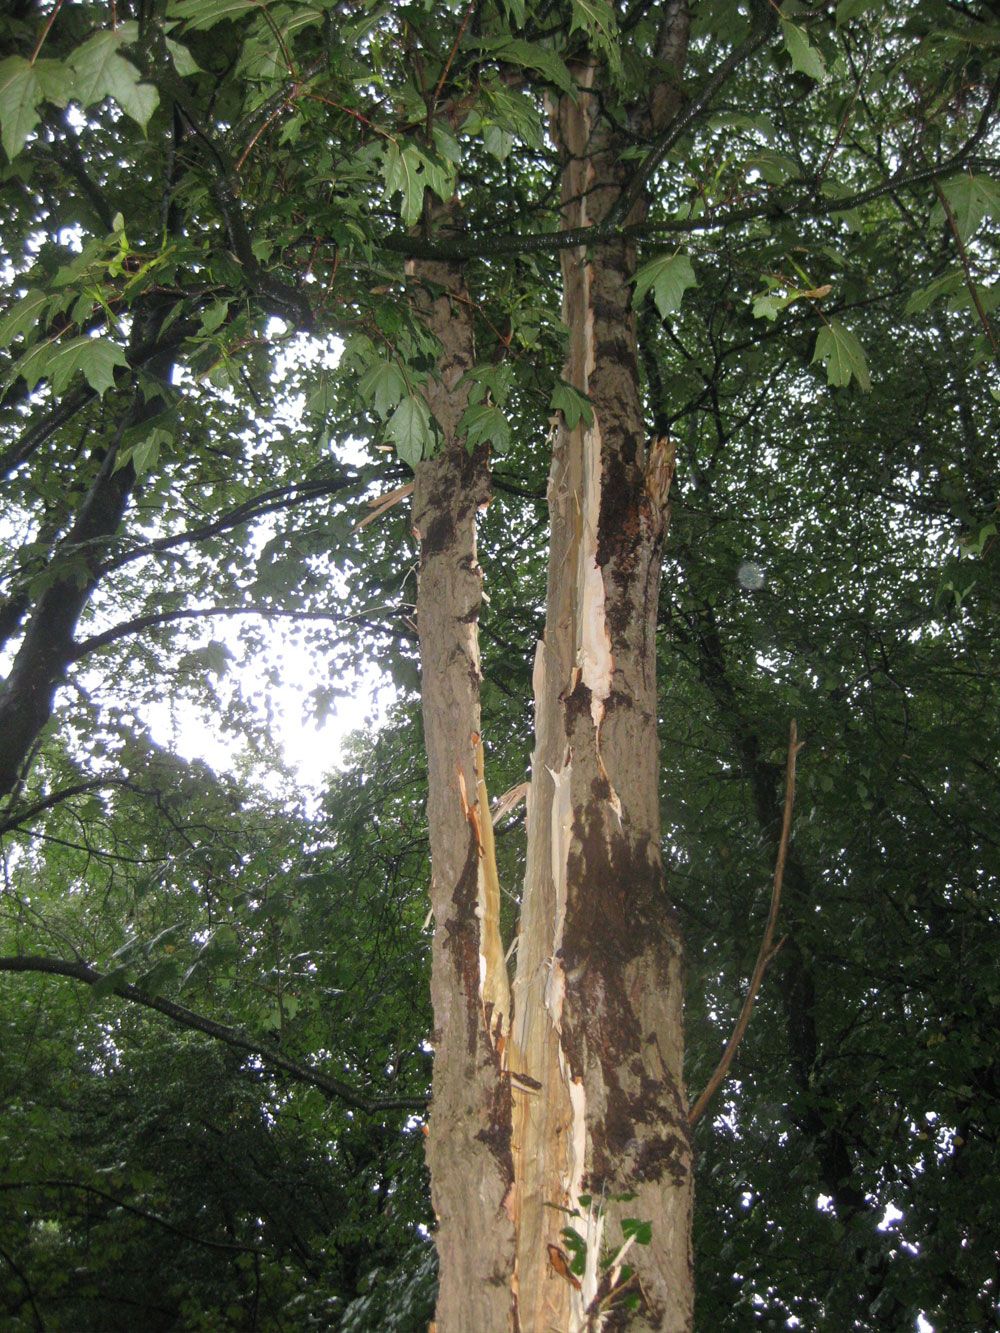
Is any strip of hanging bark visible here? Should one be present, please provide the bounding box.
[352,481,415,532]
[492,780,529,827]
[688,719,803,1129]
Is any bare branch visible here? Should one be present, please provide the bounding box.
[378,155,998,262]
[70,603,413,661]
[99,476,350,575]
[688,719,803,1129]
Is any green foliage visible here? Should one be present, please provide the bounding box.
[0,0,996,1326]
[811,318,871,391]
[780,18,827,82]
[632,253,698,320]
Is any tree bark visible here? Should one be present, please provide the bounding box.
[508,57,693,1331]
[0,304,176,800]
[409,247,516,1330]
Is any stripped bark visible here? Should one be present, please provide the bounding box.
[409,245,516,1330]
[509,26,694,1328]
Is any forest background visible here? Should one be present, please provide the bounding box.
[0,0,997,1328]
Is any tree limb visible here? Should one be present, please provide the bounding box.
[377,155,998,261]
[0,955,427,1114]
[0,1180,262,1255]
[611,9,777,227]
[98,476,351,575]
[688,719,802,1129]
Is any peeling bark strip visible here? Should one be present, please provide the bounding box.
[510,45,693,1333]
[409,245,516,1330]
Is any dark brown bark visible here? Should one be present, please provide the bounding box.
[0,436,138,798]
[0,306,177,800]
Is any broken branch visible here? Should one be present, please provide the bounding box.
[688,719,802,1128]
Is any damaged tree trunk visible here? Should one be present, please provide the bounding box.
[507,57,693,1332]
[409,246,516,1330]
[418,15,692,1328]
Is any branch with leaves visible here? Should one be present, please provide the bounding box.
[0,955,427,1114]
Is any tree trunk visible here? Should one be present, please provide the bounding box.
[507,64,693,1331]
[409,248,516,1331]
[0,303,176,800]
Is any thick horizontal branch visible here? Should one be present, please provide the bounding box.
[377,155,998,262]
[0,955,427,1114]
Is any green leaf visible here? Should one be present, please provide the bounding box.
[708,111,777,140]
[932,174,1000,242]
[167,0,261,30]
[49,338,130,397]
[484,124,514,161]
[484,39,575,96]
[746,150,801,185]
[632,253,698,319]
[69,32,159,129]
[752,293,787,322]
[0,289,52,348]
[812,319,871,391]
[780,18,827,81]
[836,0,881,22]
[499,0,526,25]
[9,335,129,398]
[200,299,231,334]
[0,56,44,159]
[130,427,172,478]
[387,394,433,466]
[165,37,203,77]
[461,403,511,452]
[621,1217,653,1246]
[184,640,235,677]
[382,142,437,227]
[947,282,999,315]
[569,0,622,73]
[904,269,964,315]
[358,360,408,419]
[550,381,594,429]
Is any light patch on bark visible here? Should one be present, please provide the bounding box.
[575,409,614,731]
[544,756,573,1029]
[472,733,512,1049]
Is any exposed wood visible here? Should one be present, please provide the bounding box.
[510,26,694,1326]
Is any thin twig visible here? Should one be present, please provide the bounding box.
[688,719,803,1129]
[30,0,65,63]
[933,178,999,368]
[432,0,477,109]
